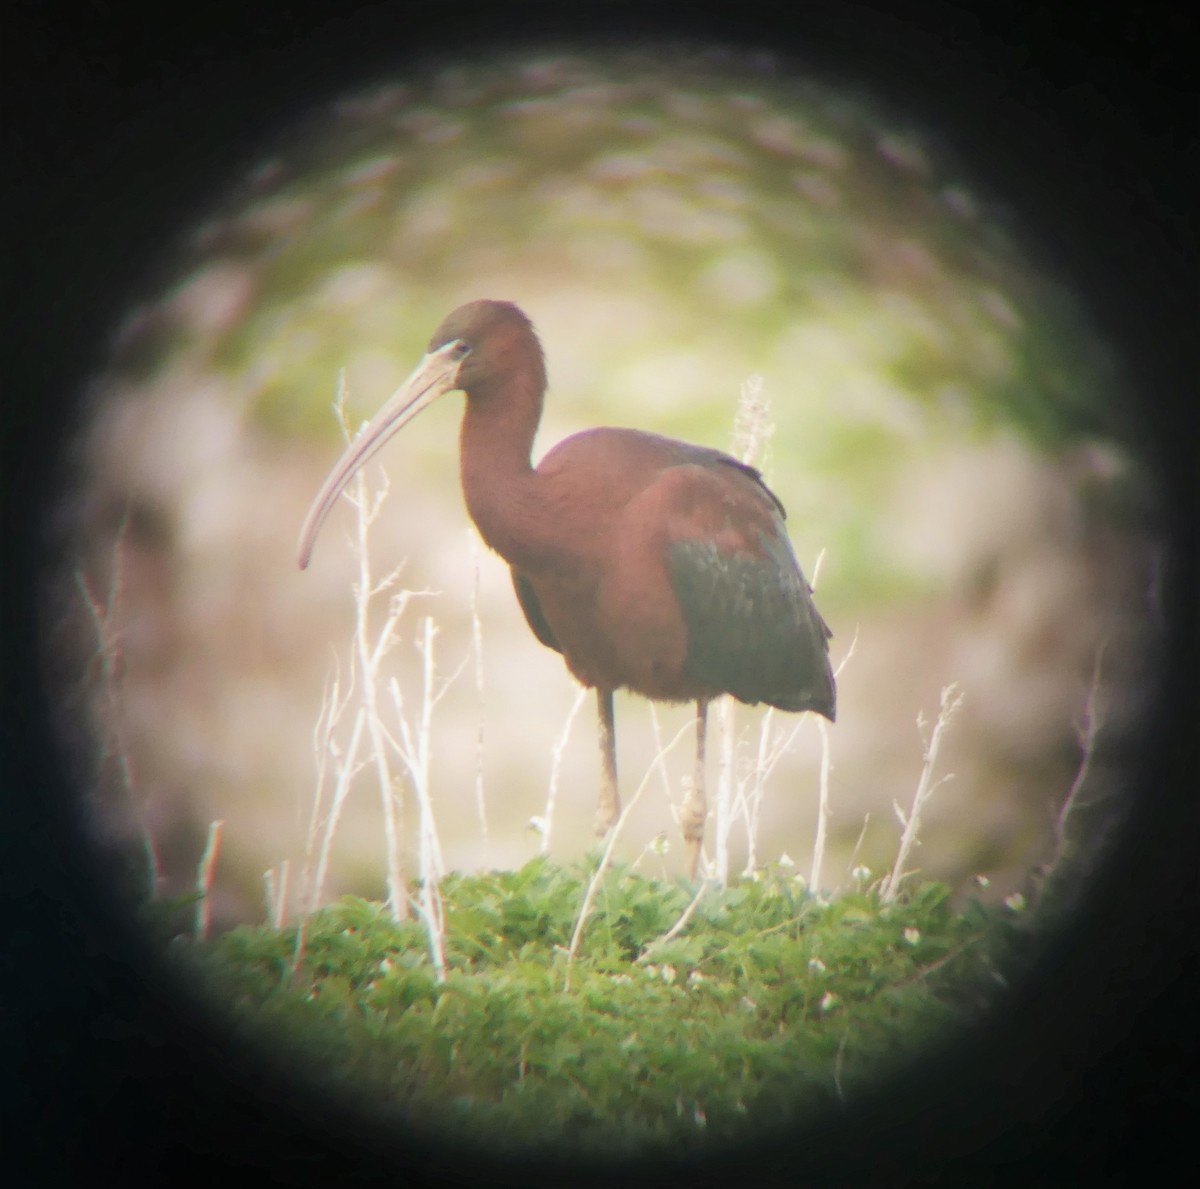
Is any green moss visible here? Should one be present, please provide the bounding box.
[186,856,1027,1158]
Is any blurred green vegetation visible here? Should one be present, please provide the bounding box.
[187,856,1027,1158]
[118,50,1131,609]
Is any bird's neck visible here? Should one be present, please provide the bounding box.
[459,379,553,570]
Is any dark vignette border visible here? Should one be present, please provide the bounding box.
[4,3,1196,1185]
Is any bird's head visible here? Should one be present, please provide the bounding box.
[427,300,544,402]
[296,299,542,569]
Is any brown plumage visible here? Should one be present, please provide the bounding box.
[299,300,835,876]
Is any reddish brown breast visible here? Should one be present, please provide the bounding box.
[505,427,831,709]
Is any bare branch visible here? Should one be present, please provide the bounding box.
[881,683,964,903]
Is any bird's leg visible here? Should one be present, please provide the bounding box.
[593,687,620,837]
[682,699,710,879]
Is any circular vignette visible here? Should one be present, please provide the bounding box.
[6,4,1197,1185]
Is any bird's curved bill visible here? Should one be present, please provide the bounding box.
[297,339,466,568]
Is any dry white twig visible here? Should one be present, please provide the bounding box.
[1036,640,1110,903]
[881,683,964,902]
[810,719,834,892]
[647,704,679,816]
[300,379,453,964]
[710,696,739,884]
[263,859,290,930]
[541,684,589,854]
[469,531,489,843]
[810,547,827,595]
[307,670,368,915]
[642,875,712,958]
[349,456,408,922]
[195,819,224,940]
[738,708,774,873]
[706,374,774,884]
[809,628,856,891]
[732,372,773,474]
[387,615,447,981]
[564,719,695,985]
[846,814,871,880]
[1053,639,1108,864]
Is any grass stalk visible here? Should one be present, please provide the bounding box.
[301,380,421,925]
[881,683,964,903]
[540,684,588,853]
[710,696,737,884]
[740,707,775,873]
[195,819,224,940]
[388,615,448,980]
[469,531,489,843]
[349,460,409,923]
[809,628,857,890]
[263,859,289,930]
[643,874,711,957]
[564,719,695,983]
[1050,639,1108,871]
[810,719,833,892]
[309,698,366,915]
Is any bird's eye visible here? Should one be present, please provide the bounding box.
[450,340,470,360]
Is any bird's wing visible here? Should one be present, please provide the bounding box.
[664,465,835,719]
[512,569,562,653]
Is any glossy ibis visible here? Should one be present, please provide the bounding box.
[298,300,835,876]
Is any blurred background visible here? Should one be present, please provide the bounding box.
[49,47,1161,928]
